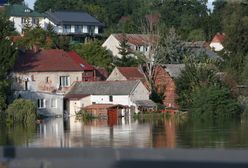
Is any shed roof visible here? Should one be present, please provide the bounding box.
[14,49,94,72]
[84,104,126,110]
[6,4,43,17]
[45,10,104,26]
[67,80,140,96]
[211,33,225,43]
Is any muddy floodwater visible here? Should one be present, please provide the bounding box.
[1,116,248,148]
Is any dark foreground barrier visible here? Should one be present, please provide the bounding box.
[1,147,248,168]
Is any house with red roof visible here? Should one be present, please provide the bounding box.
[209,33,225,51]
[102,34,158,58]
[12,49,97,116]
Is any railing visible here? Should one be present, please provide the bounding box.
[1,147,248,168]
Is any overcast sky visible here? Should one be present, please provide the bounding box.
[24,0,216,10]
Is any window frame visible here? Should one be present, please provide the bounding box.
[38,99,46,109]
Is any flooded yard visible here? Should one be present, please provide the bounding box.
[1,116,248,148]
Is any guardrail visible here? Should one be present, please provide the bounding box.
[1,147,248,168]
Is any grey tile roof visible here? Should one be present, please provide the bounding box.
[163,64,185,78]
[134,100,157,108]
[6,4,44,17]
[45,10,104,26]
[67,80,140,96]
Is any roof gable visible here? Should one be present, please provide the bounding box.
[45,10,104,26]
[14,49,93,72]
[67,80,141,96]
[211,33,225,43]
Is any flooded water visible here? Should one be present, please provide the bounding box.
[1,116,248,148]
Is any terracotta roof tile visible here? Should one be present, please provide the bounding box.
[14,49,93,72]
[113,34,158,46]
[211,33,225,43]
[117,67,145,80]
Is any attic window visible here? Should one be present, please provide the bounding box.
[80,64,85,68]
[24,9,31,13]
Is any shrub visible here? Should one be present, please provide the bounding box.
[6,99,37,125]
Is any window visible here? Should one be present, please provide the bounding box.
[75,25,81,33]
[59,76,70,87]
[38,99,46,109]
[51,99,57,108]
[109,95,113,102]
[24,81,28,90]
[45,77,49,83]
[21,17,29,24]
[32,18,39,25]
[82,26,88,33]
[63,25,71,33]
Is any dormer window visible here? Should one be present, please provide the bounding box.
[24,9,31,13]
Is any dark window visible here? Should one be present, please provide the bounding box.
[109,95,113,102]
[24,81,28,90]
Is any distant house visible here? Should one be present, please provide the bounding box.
[186,41,223,61]
[102,34,157,58]
[154,64,185,109]
[6,4,45,33]
[12,49,96,116]
[107,67,145,81]
[209,33,225,52]
[65,80,156,116]
[44,10,104,37]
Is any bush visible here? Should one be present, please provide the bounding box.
[190,85,241,119]
[6,99,37,125]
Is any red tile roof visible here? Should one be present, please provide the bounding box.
[117,67,145,80]
[211,33,225,43]
[113,34,158,46]
[14,49,94,72]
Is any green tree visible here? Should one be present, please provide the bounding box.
[72,41,113,71]
[190,85,240,119]
[0,15,17,111]
[155,27,185,64]
[6,99,37,125]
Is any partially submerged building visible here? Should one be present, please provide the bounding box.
[12,49,96,116]
[65,80,156,116]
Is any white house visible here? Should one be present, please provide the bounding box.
[65,80,156,116]
[43,10,104,36]
[6,4,45,34]
[102,34,157,58]
[209,33,225,52]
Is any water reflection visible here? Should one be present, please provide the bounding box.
[1,116,248,148]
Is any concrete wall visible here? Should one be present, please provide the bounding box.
[15,91,64,116]
[107,68,127,81]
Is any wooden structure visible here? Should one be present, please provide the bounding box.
[84,104,127,126]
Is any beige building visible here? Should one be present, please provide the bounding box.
[12,49,96,116]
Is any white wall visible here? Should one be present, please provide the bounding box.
[210,42,224,52]
[102,35,122,58]
[69,96,91,116]
[90,95,132,106]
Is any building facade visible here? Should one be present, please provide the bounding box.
[12,49,96,116]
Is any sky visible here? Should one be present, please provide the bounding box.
[24,0,216,10]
